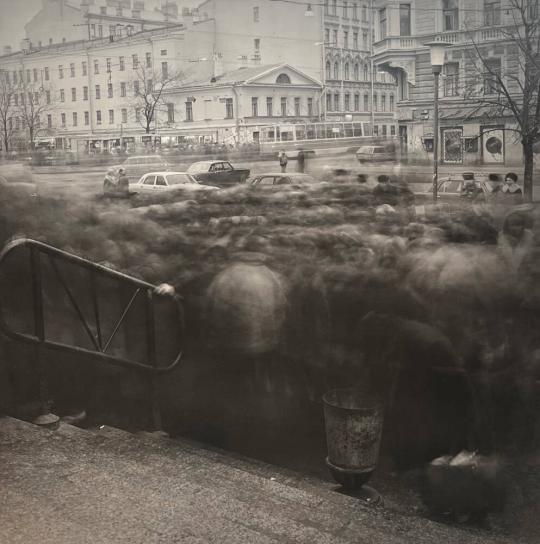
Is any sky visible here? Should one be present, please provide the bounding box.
[0,0,42,49]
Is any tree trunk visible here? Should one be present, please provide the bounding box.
[29,126,34,151]
[2,126,9,153]
[523,139,534,203]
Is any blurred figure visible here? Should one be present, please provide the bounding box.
[297,149,306,173]
[494,172,523,205]
[497,207,534,273]
[278,150,288,173]
[117,167,130,196]
[102,167,118,196]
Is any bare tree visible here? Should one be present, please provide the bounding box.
[0,71,15,153]
[130,63,186,134]
[15,79,53,150]
[463,0,540,201]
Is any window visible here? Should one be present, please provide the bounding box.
[69,63,75,77]
[254,38,260,52]
[46,90,51,104]
[58,65,64,79]
[44,67,49,81]
[106,58,111,73]
[324,0,329,15]
[325,28,330,43]
[307,97,313,117]
[147,79,153,92]
[94,60,99,74]
[343,1,348,17]
[109,25,116,37]
[326,60,331,77]
[161,49,167,56]
[354,63,359,80]
[444,62,459,96]
[135,108,141,123]
[280,97,287,116]
[116,7,123,16]
[252,97,258,117]
[484,0,501,26]
[363,64,369,81]
[326,93,332,111]
[224,97,233,119]
[344,63,350,79]
[162,62,168,79]
[344,31,349,49]
[84,111,89,125]
[72,112,77,126]
[353,32,358,50]
[344,93,350,111]
[122,108,128,123]
[185,101,193,121]
[82,61,87,76]
[90,24,96,37]
[354,93,360,111]
[276,73,291,84]
[146,52,152,68]
[390,94,395,110]
[60,89,65,102]
[167,103,174,123]
[34,92,39,104]
[382,125,387,136]
[484,58,502,94]
[109,110,114,124]
[95,85,101,99]
[61,113,66,127]
[294,97,301,116]
[379,8,387,39]
[334,93,340,111]
[47,114,52,128]
[353,3,358,19]
[134,80,139,96]
[83,86,88,100]
[333,62,339,79]
[119,56,125,71]
[254,6,259,21]
[71,88,76,101]
[391,125,396,136]
[266,97,273,116]
[107,83,113,98]
[100,6,106,14]
[121,82,126,97]
[381,94,386,111]
[332,0,337,15]
[32,68,37,82]
[373,93,378,111]
[528,0,539,19]
[333,29,338,45]
[132,54,139,69]
[374,125,379,136]
[443,0,459,31]
[98,25,103,38]
[363,31,368,49]
[400,4,411,35]
[362,5,367,21]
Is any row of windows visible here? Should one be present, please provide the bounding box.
[325,28,370,50]
[248,97,316,118]
[3,52,168,85]
[326,92,395,113]
[324,1,370,22]
[325,60,393,84]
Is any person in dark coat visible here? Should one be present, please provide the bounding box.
[493,172,523,205]
[117,167,130,196]
[297,150,306,173]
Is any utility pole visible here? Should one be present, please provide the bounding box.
[369,0,375,137]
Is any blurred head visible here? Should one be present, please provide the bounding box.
[118,167,125,175]
[505,172,518,183]
[106,167,115,176]
[377,174,390,184]
[503,210,532,240]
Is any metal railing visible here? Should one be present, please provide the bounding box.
[0,238,185,430]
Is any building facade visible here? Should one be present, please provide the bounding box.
[372,0,529,165]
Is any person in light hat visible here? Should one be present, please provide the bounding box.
[494,172,523,205]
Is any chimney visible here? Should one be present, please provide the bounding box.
[20,39,31,53]
[3,45,12,55]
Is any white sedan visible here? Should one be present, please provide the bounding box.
[132,172,220,193]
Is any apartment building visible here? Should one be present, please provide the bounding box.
[372,0,530,164]
[323,0,397,129]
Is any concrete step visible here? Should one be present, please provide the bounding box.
[0,416,518,544]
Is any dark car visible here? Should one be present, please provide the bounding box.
[187,160,250,187]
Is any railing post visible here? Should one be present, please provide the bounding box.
[145,289,162,432]
[30,247,59,429]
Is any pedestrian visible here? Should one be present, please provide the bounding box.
[103,167,118,196]
[497,206,535,273]
[117,167,130,196]
[278,150,288,173]
[494,172,523,205]
[297,149,306,173]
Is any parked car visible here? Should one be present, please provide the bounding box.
[249,173,318,186]
[120,155,171,177]
[187,161,250,187]
[416,177,496,204]
[356,145,396,164]
[132,172,220,193]
[0,162,37,195]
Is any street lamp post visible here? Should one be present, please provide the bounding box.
[425,41,451,201]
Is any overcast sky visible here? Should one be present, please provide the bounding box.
[0,0,42,49]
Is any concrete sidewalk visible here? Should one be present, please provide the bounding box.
[0,416,523,544]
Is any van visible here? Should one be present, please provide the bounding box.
[356,145,396,164]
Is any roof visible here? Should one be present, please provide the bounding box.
[138,171,191,175]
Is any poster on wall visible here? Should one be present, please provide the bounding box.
[442,128,463,163]
[482,127,505,163]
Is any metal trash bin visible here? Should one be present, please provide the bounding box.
[323,388,384,490]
